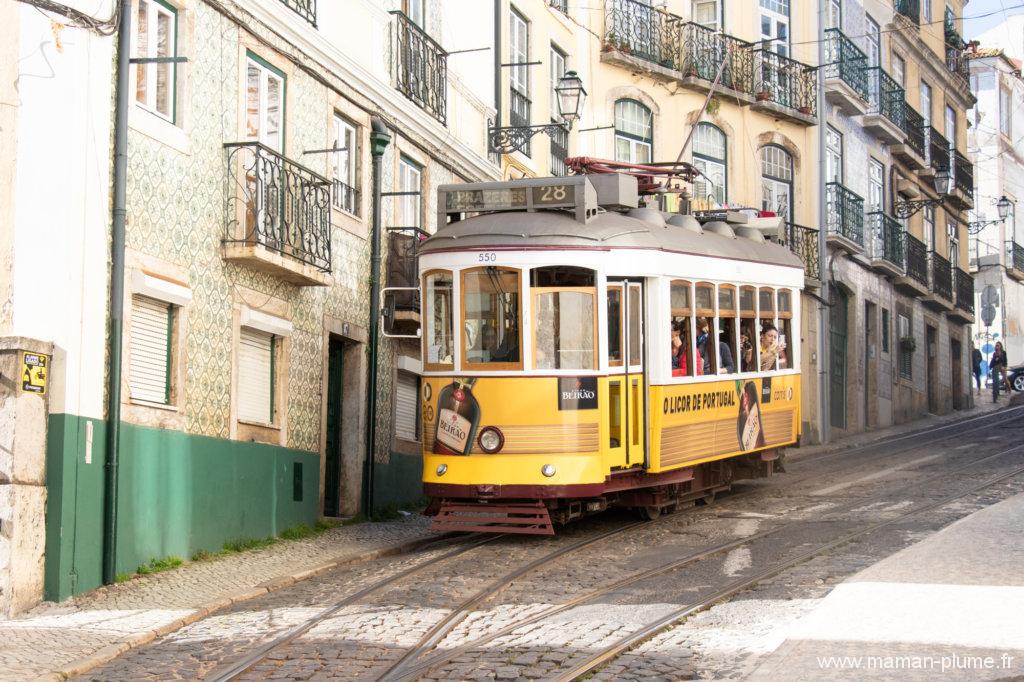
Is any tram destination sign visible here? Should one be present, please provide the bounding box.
[438,177,597,225]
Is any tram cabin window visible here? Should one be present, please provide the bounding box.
[424,270,454,367]
[739,286,757,372]
[717,284,737,374]
[670,280,694,377]
[531,267,597,370]
[607,284,624,366]
[759,320,787,371]
[776,289,793,370]
[695,283,715,374]
[462,267,521,368]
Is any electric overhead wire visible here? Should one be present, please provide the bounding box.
[14,0,119,35]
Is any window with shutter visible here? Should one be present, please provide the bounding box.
[394,371,420,441]
[129,295,174,404]
[238,327,275,424]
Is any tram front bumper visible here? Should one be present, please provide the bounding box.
[423,453,607,499]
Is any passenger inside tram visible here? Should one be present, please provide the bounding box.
[696,316,712,374]
[759,322,788,371]
[670,319,689,376]
[717,332,736,373]
[739,324,756,372]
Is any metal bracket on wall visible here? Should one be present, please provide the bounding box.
[488,121,569,155]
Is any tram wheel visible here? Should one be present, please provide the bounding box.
[638,506,662,521]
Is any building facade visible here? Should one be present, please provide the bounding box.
[968,50,1024,371]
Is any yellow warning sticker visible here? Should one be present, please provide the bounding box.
[22,352,48,395]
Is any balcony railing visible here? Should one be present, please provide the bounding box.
[953,151,973,199]
[680,22,754,94]
[895,0,919,23]
[332,180,358,216]
[954,267,974,313]
[826,182,865,246]
[549,122,568,176]
[753,49,818,117]
[784,222,821,282]
[905,234,929,287]
[824,29,869,100]
[604,0,683,69]
[866,66,905,129]
[903,105,927,160]
[946,44,970,84]
[510,88,531,154]
[549,0,568,13]
[1008,241,1024,272]
[930,250,953,301]
[224,141,331,273]
[392,11,448,126]
[279,0,316,27]
[929,127,950,174]
[868,212,906,268]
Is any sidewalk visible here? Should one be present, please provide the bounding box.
[0,515,438,681]
[748,492,1024,680]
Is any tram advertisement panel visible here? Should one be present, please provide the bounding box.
[653,375,799,471]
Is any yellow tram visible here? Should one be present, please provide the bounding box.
[414,174,803,534]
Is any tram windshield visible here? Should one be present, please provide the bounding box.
[462,267,521,367]
[531,267,597,370]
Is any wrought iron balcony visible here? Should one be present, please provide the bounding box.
[954,267,975,314]
[603,0,683,70]
[928,127,951,175]
[680,23,754,96]
[946,44,970,85]
[549,0,568,13]
[824,29,869,101]
[509,88,532,155]
[391,11,448,126]
[826,182,865,249]
[895,0,919,23]
[930,250,953,302]
[904,234,930,289]
[868,212,906,273]
[279,0,316,27]
[780,222,821,284]
[752,49,818,123]
[894,105,927,168]
[332,179,359,216]
[223,142,332,285]
[549,123,568,176]
[1007,241,1024,281]
[953,150,973,199]
[867,67,905,127]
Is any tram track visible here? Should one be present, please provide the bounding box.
[392,427,1024,681]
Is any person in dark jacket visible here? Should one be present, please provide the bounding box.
[991,342,1009,401]
[971,346,983,394]
[719,333,736,373]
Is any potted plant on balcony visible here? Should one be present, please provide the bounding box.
[899,336,917,353]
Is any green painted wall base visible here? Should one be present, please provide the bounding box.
[45,414,319,602]
[375,450,426,511]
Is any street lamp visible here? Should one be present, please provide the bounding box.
[489,70,587,155]
[893,168,951,219]
[967,195,1012,234]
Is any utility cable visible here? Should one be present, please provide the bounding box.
[14,0,119,35]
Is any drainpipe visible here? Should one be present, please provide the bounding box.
[492,0,501,161]
[103,0,133,586]
[362,116,392,516]
[817,0,830,444]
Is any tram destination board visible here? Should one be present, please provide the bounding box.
[445,185,577,212]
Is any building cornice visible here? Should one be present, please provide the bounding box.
[889,16,975,110]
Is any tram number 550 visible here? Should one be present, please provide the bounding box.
[477,252,497,263]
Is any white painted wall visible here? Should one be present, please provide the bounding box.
[8,2,114,420]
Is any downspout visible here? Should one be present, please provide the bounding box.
[362,116,392,516]
[817,0,830,444]
[493,0,501,155]
[103,0,133,586]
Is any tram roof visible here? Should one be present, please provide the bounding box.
[419,208,805,270]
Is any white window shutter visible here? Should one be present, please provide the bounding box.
[394,372,419,441]
[129,295,172,404]
[239,328,274,423]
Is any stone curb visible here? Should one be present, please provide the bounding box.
[29,530,453,681]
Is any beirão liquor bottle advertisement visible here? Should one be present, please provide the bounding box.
[433,377,481,455]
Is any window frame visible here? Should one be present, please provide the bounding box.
[245,51,287,152]
[758,287,776,319]
[134,0,179,123]
[398,155,423,230]
[460,266,524,372]
[394,370,421,443]
[509,7,530,97]
[670,279,695,379]
[760,144,794,222]
[331,113,359,216]
[692,123,728,206]
[237,326,279,427]
[128,294,177,406]
[530,286,599,371]
[423,268,456,372]
[1000,86,1012,138]
[614,98,653,165]
[607,283,625,368]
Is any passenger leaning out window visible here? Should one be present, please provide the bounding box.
[759,322,787,371]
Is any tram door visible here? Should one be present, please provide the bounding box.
[607,280,646,468]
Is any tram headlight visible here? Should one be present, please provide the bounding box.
[436,463,448,476]
[478,426,504,454]
[541,464,557,478]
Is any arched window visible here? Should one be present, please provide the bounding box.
[614,99,653,164]
[760,144,793,223]
[692,123,727,207]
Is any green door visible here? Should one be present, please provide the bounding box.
[324,338,344,517]
[830,288,848,429]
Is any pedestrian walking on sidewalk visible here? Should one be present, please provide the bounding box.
[991,341,1009,402]
[972,346,983,394]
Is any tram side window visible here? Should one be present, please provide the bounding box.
[758,287,783,371]
[777,289,793,370]
[696,283,715,375]
[670,280,694,377]
[424,270,454,367]
[717,284,737,374]
[531,266,597,370]
[462,267,521,368]
[608,285,624,366]
[739,285,757,372]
